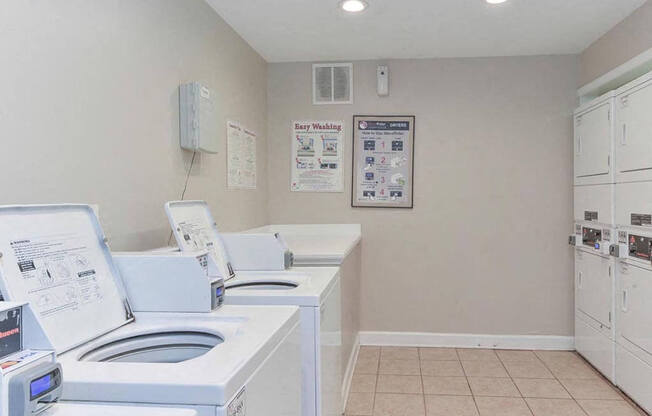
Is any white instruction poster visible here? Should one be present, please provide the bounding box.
[227,120,257,189]
[291,121,344,192]
[352,116,415,208]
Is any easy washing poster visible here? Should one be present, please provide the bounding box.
[291,121,344,192]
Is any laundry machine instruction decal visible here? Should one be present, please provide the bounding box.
[352,115,415,208]
[227,387,246,416]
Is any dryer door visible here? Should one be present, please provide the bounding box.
[575,103,612,183]
[576,250,612,329]
[617,262,652,358]
[616,80,652,181]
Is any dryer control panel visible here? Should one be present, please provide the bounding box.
[582,227,602,248]
[628,234,652,261]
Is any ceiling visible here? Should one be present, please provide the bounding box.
[205,0,647,63]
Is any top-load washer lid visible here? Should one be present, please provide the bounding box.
[223,268,340,307]
[245,224,361,265]
[0,205,132,354]
[44,403,198,416]
[164,201,235,280]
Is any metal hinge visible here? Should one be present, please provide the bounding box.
[608,155,610,167]
[609,311,612,323]
[124,299,134,320]
[609,266,612,277]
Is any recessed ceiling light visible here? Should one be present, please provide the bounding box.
[341,0,368,13]
[486,0,508,4]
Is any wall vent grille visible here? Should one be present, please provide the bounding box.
[312,63,353,105]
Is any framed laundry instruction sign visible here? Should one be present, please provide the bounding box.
[291,121,344,192]
[352,115,415,208]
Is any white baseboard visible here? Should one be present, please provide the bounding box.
[359,331,575,351]
[341,333,360,414]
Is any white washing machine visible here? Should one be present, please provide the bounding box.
[243,223,362,413]
[164,200,342,416]
[225,268,342,416]
[0,205,302,416]
[610,227,652,414]
[0,301,197,416]
[571,223,616,382]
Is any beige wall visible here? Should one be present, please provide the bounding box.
[0,0,268,250]
[1,2,588,337]
[580,0,652,86]
[267,57,579,335]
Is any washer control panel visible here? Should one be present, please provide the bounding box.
[0,306,22,360]
[8,362,63,416]
[210,279,225,310]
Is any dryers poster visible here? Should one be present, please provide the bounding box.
[227,120,257,189]
[291,120,344,192]
[352,115,415,208]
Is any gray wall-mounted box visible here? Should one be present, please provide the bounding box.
[179,82,219,153]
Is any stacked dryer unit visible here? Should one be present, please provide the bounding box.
[571,70,652,413]
[571,91,617,382]
[609,72,652,413]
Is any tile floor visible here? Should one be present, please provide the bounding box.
[346,347,648,416]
